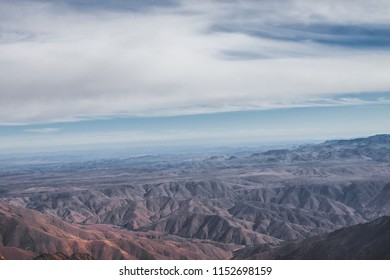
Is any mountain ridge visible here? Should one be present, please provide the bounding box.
[233,215,390,260]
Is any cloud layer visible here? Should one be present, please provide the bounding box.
[1,0,390,125]
[25,127,60,134]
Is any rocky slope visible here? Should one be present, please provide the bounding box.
[233,216,390,260]
[0,202,237,260]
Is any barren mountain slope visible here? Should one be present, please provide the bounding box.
[0,202,236,260]
[233,216,390,260]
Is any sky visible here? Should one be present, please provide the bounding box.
[0,0,390,153]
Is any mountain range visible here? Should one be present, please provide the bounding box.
[0,134,389,259]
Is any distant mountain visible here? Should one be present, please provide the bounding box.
[249,134,390,163]
[323,134,390,146]
[233,216,390,260]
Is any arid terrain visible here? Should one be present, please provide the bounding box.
[1,134,389,259]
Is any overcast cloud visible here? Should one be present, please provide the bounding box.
[1,0,390,125]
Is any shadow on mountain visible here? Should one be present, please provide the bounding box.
[233,216,390,259]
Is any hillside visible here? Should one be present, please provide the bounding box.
[233,216,390,260]
[0,202,236,260]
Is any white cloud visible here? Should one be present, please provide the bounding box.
[25,127,61,133]
[0,0,390,125]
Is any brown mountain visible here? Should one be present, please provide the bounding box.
[0,202,237,260]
